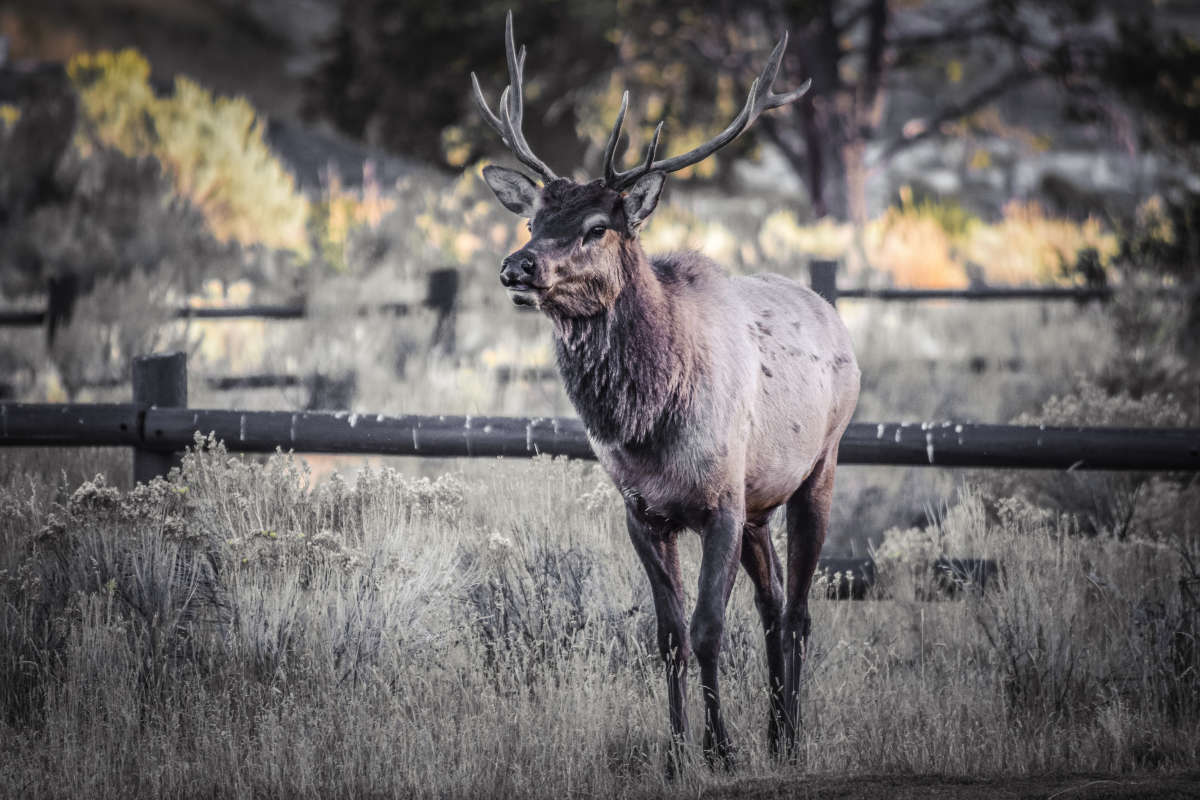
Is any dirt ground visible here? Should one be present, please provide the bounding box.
[716,772,1200,799]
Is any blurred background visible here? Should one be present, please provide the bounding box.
[1,0,1197,551]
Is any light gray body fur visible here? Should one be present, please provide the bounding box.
[591,261,859,529]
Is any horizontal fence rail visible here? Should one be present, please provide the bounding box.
[0,286,1125,325]
[836,286,1114,301]
[0,287,1120,326]
[0,268,461,341]
[803,259,1181,307]
[5,261,1185,329]
[0,302,418,325]
[3,403,1198,471]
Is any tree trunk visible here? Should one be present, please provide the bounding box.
[842,138,868,225]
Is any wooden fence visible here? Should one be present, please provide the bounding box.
[4,352,1197,601]
[3,354,1197,481]
[0,268,461,350]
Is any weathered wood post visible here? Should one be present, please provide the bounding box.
[809,259,839,307]
[45,273,80,346]
[132,352,187,483]
[425,267,460,355]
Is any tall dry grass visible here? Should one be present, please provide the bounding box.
[1,439,1196,799]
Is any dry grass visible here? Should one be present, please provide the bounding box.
[0,440,1196,799]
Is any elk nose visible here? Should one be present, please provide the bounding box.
[500,253,535,287]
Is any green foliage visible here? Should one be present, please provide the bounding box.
[68,49,310,255]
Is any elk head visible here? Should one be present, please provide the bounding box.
[473,11,810,316]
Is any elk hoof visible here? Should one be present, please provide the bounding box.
[703,736,737,772]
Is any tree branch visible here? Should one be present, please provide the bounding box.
[870,66,1039,165]
[834,2,873,36]
[858,0,888,125]
[883,23,1009,55]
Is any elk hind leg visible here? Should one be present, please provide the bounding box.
[783,452,838,754]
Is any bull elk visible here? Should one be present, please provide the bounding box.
[473,12,860,768]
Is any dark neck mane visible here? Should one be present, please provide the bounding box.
[551,242,692,448]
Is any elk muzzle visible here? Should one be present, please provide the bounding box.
[500,251,540,306]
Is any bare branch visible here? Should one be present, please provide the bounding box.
[858,0,888,119]
[603,32,811,190]
[834,2,875,36]
[870,66,1039,165]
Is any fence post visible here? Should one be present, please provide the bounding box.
[426,267,459,355]
[132,352,187,484]
[46,273,80,346]
[809,259,839,307]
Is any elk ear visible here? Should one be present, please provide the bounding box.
[482,165,541,217]
[622,171,665,230]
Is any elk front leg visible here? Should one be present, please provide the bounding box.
[692,504,743,769]
[783,453,837,757]
[625,507,689,765]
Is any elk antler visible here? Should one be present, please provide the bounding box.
[602,33,811,191]
[471,10,558,182]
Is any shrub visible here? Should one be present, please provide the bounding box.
[67,49,310,255]
[961,201,1119,285]
[984,384,1196,541]
[754,193,1118,288]
[1,474,225,722]
[308,164,398,273]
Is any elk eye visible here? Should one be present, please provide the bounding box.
[583,225,607,244]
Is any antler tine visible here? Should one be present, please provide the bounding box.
[751,32,812,115]
[601,91,630,185]
[641,121,663,169]
[606,31,810,190]
[471,71,507,141]
[504,14,524,129]
[470,10,557,182]
[604,107,662,181]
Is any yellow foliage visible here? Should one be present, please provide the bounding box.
[480,341,553,370]
[754,192,1117,288]
[0,103,21,131]
[68,50,157,152]
[865,208,965,288]
[1135,195,1175,247]
[310,165,397,271]
[961,201,1119,284]
[67,49,310,255]
[639,204,738,264]
[441,125,471,169]
[413,165,534,266]
[969,148,991,170]
[759,211,851,261]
